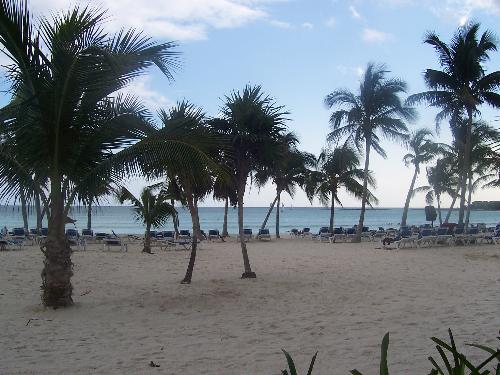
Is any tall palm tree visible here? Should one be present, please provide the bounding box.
[255,133,313,238]
[0,2,202,307]
[407,22,500,226]
[116,186,177,254]
[306,144,378,233]
[214,85,289,278]
[213,175,237,238]
[400,128,437,226]
[326,62,415,241]
[414,160,458,225]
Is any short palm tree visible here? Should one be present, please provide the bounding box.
[407,22,500,226]
[255,133,313,238]
[214,85,289,278]
[326,62,415,241]
[400,128,437,226]
[116,186,177,254]
[414,160,458,226]
[157,101,217,284]
[306,144,378,233]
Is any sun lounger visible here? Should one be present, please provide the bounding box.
[290,228,299,238]
[66,229,86,250]
[361,226,373,241]
[452,227,467,245]
[300,228,311,238]
[208,229,222,241]
[313,227,331,242]
[257,228,271,241]
[416,229,436,247]
[330,227,346,243]
[11,228,33,246]
[434,227,453,246]
[0,238,22,250]
[237,228,253,242]
[103,236,128,252]
[179,230,191,241]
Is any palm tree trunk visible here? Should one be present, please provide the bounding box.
[458,108,473,225]
[355,137,371,242]
[41,182,73,308]
[237,175,256,279]
[171,199,179,237]
[275,190,281,239]
[222,197,229,237]
[35,192,42,232]
[329,193,335,234]
[401,167,418,226]
[464,175,473,229]
[87,202,92,230]
[437,194,442,226]
[444,186,460,223]
[20,190,29,233]
[182,195,201,284]
[143,223,152,253]
[261,194,278,230]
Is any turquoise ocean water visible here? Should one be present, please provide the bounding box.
[2,205,500,235]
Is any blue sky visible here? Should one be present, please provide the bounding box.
[1,0,499,207]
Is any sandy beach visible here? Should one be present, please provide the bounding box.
[1,239,499,374]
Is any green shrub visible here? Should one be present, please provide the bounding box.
[280,330,499,375]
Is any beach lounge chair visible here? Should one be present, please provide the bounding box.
[435,227,453,246]
[179,230,191,241]
[81,229,95,244]
[465,227,480,245]
[208,229,222,241]
[103,235,128,252]
[66,228,86,250]
[161,231,175,241]
[330,227,346,243]
[480,229,500,244]
[393,229,417,248]
[313,227,331,242]
[373,227,386,240]
[290,228,299,238]
[0,232,22,250]
[345,227,357,241]
[11,228,33,245]
[361,226,373,241]
[452,226,467,245]
[416,229,436,248]
[237,228,253,242]
[257,228,271,241]
[300,228,311,238]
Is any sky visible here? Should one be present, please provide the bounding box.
[1,0,499,208]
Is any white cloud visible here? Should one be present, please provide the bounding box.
[118,76,175,113]
[302,22,314,29]
[362,28,394,43]
[349,5,362,19]
[27,0,287,41]
[335,65,365,78]
[269,19,292,28]
[429,0,500,24]
[325,17,336,28]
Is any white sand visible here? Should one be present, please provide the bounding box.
[1,238,499,374]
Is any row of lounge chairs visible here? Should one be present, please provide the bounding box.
[382,225,500,249]
[290,226,374,242]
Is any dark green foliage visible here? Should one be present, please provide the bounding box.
[281,331,499,375]
[281,349,318,375]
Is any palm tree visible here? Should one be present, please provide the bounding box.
[255,133,313,238]
[116,186,177,253]
[213,175,237,238]
[326,63,415,241]
[400,128,437,226]
[306,144,378,233]
[414,160,458,225]
[157,101,217,284]
[407,22,500,226]
[214,85,289,278]
[0,2,184,307]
